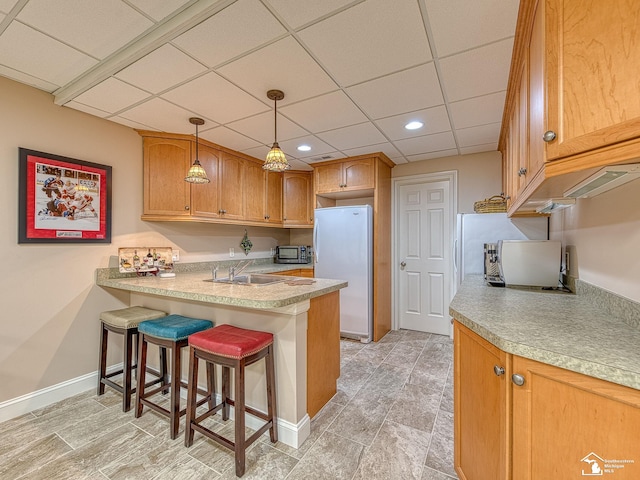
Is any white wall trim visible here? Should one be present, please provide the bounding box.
[391,171,458,332]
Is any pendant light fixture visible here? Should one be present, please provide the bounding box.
[263,89,290,171]
[185,117,210,184]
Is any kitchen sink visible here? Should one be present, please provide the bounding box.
[204,273,287,286]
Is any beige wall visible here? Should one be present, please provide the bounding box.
[392,151,503,213]
[0,77,289,403]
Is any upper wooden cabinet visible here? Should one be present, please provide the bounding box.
[283,171,313,227]
[314,157,375,195]
[500,0,640,214]
[244,163,283,224]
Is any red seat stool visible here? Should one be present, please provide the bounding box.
[135,314,214,439]
[185,324,278,477]
[97,306,168,412]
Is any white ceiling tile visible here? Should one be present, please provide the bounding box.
[460,143,498,155]
[390,156,408,164]
[199,126,262,151]
[278,135,335,159]
[0,0,16,14]
[317,123,386,151]
[266,0,356,28]
[280,90,368,133]
[227,111,309,144]
[115,44,207,94]
[17,0,153,59]
[161,72,268,124]
[73,77,150,113]
[284,159,313,171]
[406,149,459,162]
[298,0,431,86]
[241,144,272,160]
[127,0,191,21]
[449,91,506,129]
[0,11,5,21]
[119,97,213,133]
[341,142,403,160]
[110,115,158,131]
[218,36,338,105]
[394,131,456,156]
[439,38,514,102]
[375,105,451,141]
[456,122,501,147]
[65,101,110,118]
[0,22,97,87]
[171,0,286,67]
[426,0,519,57]
[346,63,443,119]
[0,64,58,91]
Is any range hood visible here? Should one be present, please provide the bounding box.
[564,163,640,198]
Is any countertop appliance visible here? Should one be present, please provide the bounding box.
[499,240,561,287]
[455,213,549,289]
[275,245,312,264]
[313,205,373,343]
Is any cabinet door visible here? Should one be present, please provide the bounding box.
[218,152,244,220]
[527,0,546,177]
[190,143,221,218]
[342,158,375,191]
[511,355,640,480]
[314,163,344,194]
[265,171,283,223]
[545,0,640,160]
[454,322,509,480]
[283,172,313,226]
[143,138,191,216]
[244,161,266,223]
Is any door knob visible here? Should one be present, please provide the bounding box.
[400,261,406,270]
[543,130,557,142]
[493,365,505,376]
[512,374,525,386]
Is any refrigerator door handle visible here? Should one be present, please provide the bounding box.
[313,219,319,263]
[453,238,458,271]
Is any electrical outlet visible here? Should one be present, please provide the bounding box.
[172,249,179,262]
[270,248,275,256]
[229,248,235,257]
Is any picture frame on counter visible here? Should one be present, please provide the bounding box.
[18,148,112,244]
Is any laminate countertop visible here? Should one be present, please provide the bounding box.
[450,276,640,390]
[96,266,346,310]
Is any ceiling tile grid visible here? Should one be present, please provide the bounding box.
[0,0,519,168]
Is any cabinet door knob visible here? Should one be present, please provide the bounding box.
[185,205,190,210]
[512,373,525,386]
[543,130,557,142]
[517,167,528,177]
[493,365,505,376]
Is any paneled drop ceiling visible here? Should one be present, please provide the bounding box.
[0,0,520,169]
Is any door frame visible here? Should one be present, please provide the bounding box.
[391,170,458,333]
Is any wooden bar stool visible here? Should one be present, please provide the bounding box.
[185,324,277,477]
[135,314,214,439]
[97,306,168,412]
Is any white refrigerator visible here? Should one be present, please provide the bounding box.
[455,213,549,289]
[313,205,373,343]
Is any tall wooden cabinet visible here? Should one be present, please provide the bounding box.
[454,321,640,479]
[500,0,640,214]
[283,171,313,227]
[312,153,394,342]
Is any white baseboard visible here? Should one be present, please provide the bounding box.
[0,366,311,448]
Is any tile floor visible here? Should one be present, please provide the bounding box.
[0,329,457,479]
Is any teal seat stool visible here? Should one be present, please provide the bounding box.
[98,306,168,412]
[184,324,277,477]
[135,314,214,439]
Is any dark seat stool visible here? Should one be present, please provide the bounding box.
[135,314,214,439]
[185,324,278,477]
[98,306,168,412]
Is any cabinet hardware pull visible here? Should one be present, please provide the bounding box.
[543,130,557,142]
[512,373,525,386]
[518,167,528,176]
[185,206,190,210]
[494,365,505,376]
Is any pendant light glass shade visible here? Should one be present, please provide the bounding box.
[185,117,210,184]
[263,90,290,171]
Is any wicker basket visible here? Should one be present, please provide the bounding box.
[473,195,507,213]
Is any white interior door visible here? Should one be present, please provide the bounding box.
[396,178,453,335]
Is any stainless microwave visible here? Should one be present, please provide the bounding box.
[275,245,312,264]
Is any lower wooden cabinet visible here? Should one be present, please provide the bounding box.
[454,320,640,480]
[271,268,314,277]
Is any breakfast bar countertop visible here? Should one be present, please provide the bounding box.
[96,265,346,310]
[450,275,640,390]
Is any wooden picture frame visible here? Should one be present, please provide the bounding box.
[18,148,112,243]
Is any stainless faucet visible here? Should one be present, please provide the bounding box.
[229,260,254,281]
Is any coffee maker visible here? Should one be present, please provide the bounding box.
[484,243,505,287]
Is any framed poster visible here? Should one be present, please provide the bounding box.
[18,148,112,243]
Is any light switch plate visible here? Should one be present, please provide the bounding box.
[172,249,179,262]
[229,248,235,257]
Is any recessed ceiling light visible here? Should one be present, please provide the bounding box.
[297,145,311,152]
[405,121,424,130]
